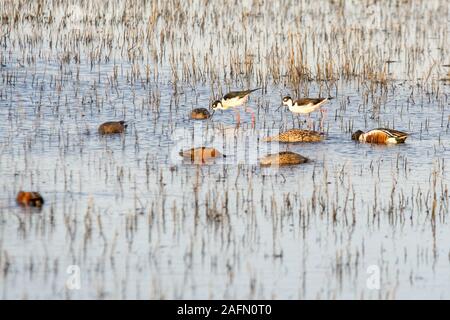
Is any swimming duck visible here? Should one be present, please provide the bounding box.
[98,121,127,134]
[191,108,211,120]
[351,128,408,144]
[260,151,309,167]
[264,129,324,143]
[179,147,225,163]
[16,191,44,207]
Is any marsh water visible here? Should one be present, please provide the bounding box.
[0,0,450,299]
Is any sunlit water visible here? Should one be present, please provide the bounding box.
[0,0,449,299]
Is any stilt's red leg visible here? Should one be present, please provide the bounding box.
[235,110,241,128]
[245,106,255,128]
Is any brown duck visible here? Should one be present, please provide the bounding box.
[264,129,324,143]
[191,108,211,120]
[98,121,127,134]
[260,151,309,167]
[16,191,44,207]
[179,147,225,163]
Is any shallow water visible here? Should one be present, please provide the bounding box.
[0,0,450,299]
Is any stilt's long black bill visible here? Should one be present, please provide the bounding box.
[210,110,215,118]
[275,105,283,112]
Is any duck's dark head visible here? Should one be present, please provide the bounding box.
[351,130,364,141]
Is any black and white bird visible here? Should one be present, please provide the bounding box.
[211,88,260,127]
[281,96,329,129]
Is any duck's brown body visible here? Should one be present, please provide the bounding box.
[260,151,309,167]
[98,121,127,134]
[264,129,324,143]
[179,147,224,163]
[16,191,44,207]
[191,108,211,120]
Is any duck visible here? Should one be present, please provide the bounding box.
[351,128,408,144]
[191,108,211,120]
[264,129,324,143]
[179,147,225,163]
[16,191,44,207]
[260,151,309,167]
[98,121,127,134]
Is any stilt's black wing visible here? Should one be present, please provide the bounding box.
[295,98,327,106]
[223,88,260,100]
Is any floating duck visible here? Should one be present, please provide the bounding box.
[260,151,309,167]
[191,108,211,120]
[16,191,44,207]
[264,129,324,143]
[351,128,408,144]
[179,147,225,163]
[98,121,127,134]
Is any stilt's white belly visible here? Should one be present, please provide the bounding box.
[222,96,247,108]
[289,99,327,114]
[289,104,317,114]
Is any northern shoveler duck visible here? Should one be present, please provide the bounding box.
[351,128,408,144]
[98,121,127,134]
[16,191,44,207]
[211,88,260,127]
[282,96,329,129]
[191,108,211,120]
[179,147,225,163]
[264,129,324,143]
[260,151,309,167]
